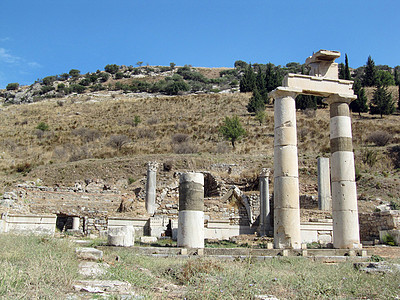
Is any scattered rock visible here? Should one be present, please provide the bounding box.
[354,262,400,274]
[75,247,103,261]
[78,261,109,277]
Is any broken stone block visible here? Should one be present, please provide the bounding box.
[76,247,103,261]
[140,236,157,243]
[108,226,134,247]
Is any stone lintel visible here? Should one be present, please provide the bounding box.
[282,74,356,98]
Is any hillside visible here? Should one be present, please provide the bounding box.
[0,75,400,214]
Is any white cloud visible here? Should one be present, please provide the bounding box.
[0,48,21,64]
[28,61,42,68]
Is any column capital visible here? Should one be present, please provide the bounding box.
[147,161,158,172]
[260,168,271,178]
[323,93,357,105]
[268,87,302,100]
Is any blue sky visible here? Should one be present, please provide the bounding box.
[1,0,399,88]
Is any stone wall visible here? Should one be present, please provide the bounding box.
[359,211,400,241]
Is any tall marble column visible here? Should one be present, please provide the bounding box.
[270,88,301,249]
[317,157,332,211]
[259,168,271,236]
[177,172,204,248]
[325,95,361,249]
[145,162,158,215]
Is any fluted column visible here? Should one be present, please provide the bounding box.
[145,162,158,215]
[325,95,361,249]
[270,88,301,249]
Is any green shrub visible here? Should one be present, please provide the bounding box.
[40,85,55,94]
[115,72,124,79]
[104,64,120,74]
[42,76,57,86]
[36,122,49,131]
[99,72,110,82]
[79,78,91,86]
[69,69,80,79]
[70,84,86,94]
[6,82,19,90]
[382,233,396,246]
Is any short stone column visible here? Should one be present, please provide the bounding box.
[270,88,301,249]
[177,172,204,248]
[145,162,158,215]
[317,157,332,211]
[326,95,361,249]
[72,217,80,230]
[259,168,271,236]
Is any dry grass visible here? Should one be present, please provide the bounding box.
[0,90,399,209]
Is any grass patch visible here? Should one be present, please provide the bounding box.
[0,234,79,298]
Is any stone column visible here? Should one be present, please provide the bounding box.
[325,95,361,249]
[270,88,301,249]
[145,162,158,215]
[72,217,80,230]
[317,157,332,211]
[177,172,204,248]
[259,168,271,236]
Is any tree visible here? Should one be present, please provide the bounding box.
[6,82,19,90]
[69,69,81,79]
[169,62,176,70]
[239,64,256,92]
[350,80,368,116]
[255,110,266,126]
[344,54,351,80]
[398,84,400,110]
[247,88,265,113]
[104,64,119,74]
[234,60,248,69]
[362,56,377,87]
[370,83,395,118]
[136,61,143,67]
[107,134,130,151]
[219,115,246,148]
[339,63,346,79]
[265,63,281,92]
[376,70,395,86]
[295,94,317,110]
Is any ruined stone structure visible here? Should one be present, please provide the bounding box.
[145,162,158,215]
[177,172,204,248]
[269,50,360,249]
[317,157,332,211]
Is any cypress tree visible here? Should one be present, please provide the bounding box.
[247,88,265,113]
[344,54,351,80]
[338,63,346,79]
[370,83,395,118]
[350,80,368,116]
[362,56,377,87]
[398,83,400,110]
[295,94,317,110]
[256,65,266,93]
[240,64,256,93]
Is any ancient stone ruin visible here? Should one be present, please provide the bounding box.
[3,50,398,253]
[269,49,360,249]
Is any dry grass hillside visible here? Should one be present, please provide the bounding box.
[0,82,399,213]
